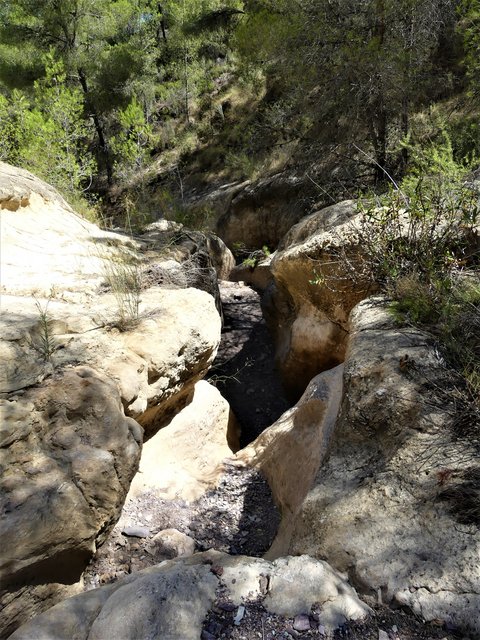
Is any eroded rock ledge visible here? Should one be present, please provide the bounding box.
[289,298,480,637]
[247,295,479,637]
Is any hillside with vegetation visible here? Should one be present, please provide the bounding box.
[0,1,478,210]
[1,0,477,398]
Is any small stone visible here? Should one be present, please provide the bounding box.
[201,631,215,640]
[293,614,310,632]
[121,526,150,538]
[391,625,398,633]
[259,574,269,595]
[234,605,245,625]
[378,630,389,640]
[318,625,326,636]
[210,564,224,577]
[218,602,236,612]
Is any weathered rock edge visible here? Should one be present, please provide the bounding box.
[265,200,363,398]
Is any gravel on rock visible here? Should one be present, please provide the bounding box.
[201,592,462,640]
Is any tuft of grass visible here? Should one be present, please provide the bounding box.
[102,251,142,330]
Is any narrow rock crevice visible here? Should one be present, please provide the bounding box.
[207,281,292,447]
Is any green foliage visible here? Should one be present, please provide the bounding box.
[357,135,479,296]
[111,97,155,179]
[353,138,479,399]
[0,53,96,201]
[0,90,29,164]
[236,0,459,175]
[242,245,270,267]
[459,0,480,97]
[439,280,480,392]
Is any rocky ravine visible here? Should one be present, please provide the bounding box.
[3,163,479,640]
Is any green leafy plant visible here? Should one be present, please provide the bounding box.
[242,246,271,268]
[351,128,479,297]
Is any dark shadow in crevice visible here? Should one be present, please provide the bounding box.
[207,288,291,447]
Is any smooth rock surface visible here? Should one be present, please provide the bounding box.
[128,380,239,502]
[0,161,133,298]
[266,200,363,397]
[148,529,196,558]
[237,364,344,557]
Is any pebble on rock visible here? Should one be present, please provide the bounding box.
[293,614,311,632]
[121,526,151,538]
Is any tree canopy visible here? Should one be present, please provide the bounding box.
[0,0,478,210]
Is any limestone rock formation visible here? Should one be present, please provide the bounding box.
[0,368,142,639]
[128,380,240,502]
[0,162,222,635]
[289,298,480,638]
[138,222,234,319]
[265,199,364,397]
[0,161,134,298]
[216,172,315,251]
[237,365,344,558]
[10,551,371,640]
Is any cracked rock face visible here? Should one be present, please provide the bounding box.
[289,298,480,638]
[10,552,371,640]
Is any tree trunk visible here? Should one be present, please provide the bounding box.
[158,3,167,41]
[77,68,113,185]
[401,97,409,168]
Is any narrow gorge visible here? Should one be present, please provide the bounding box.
[1,162,479,640]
